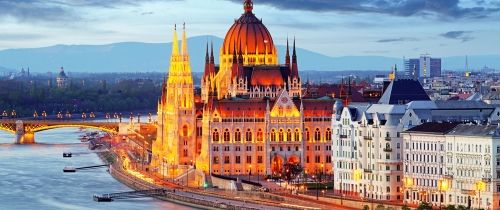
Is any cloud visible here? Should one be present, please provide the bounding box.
[376,37,419,43]
[228,0,500,20]
[0,0,169,22]
[440,30,474,42]
[0,33,45,41]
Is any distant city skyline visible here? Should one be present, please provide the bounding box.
[0,0,499,58]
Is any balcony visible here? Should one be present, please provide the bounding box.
[363,136,373,140]
[339,134,348,139]
[383,148,393,152]
[443,174,453,179]
[385,137,391,141]
[482,178,491,183]
[364,168,373,173]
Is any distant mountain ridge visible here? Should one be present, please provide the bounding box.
[0,35,498,73]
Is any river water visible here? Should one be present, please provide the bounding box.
[0,128,196,210]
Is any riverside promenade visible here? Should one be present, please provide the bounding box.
[99,148,300,210]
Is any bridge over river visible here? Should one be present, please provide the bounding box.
[0,120,128,144]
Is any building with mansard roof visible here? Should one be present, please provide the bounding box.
[152,0,336,183]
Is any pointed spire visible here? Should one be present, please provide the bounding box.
[210,41,215,64]
[238,41,244,64]
[172,24,179,56]
[291,37,298,77]
[181,22,188,56]
[285,37,290,67]
[232,44,237,64]
[205,42,209,64]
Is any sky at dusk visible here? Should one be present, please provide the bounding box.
[0,0,499,58]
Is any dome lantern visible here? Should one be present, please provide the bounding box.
[244,0,253,13]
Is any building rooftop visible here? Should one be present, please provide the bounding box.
[449,124,499,137]
[378,79,430,104]
[405,122,460,134]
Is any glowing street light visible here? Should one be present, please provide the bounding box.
[41,111,47,120]
[33,111,38,119]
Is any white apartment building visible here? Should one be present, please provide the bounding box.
[403,123,500,209]
[332,79,500,203]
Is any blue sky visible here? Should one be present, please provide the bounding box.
[0,0,499,58]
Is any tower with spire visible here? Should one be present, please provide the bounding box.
[153,24,195,175]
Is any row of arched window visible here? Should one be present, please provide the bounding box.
[212,128,264,142]
[303,128,332,141]
[212,128,332,142]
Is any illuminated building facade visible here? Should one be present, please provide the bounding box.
[152,0,335,178]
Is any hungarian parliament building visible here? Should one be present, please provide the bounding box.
[151,0,336,178]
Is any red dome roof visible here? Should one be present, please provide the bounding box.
[222,0,275,55]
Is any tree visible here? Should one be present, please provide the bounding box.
[402,205,411,210]
[456,205,467,210]
[417,202,433,210]
[375,204,385,210]
[445,205,456,210]
[363,205,369,210]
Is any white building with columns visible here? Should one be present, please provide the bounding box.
[403,122,500,209]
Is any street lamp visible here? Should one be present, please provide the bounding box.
[148,112,152,123]
[33,111,38,119]
[66,111,71,119]
[11,110,16,118]
[42,111,47,120]
[82,112,87,121]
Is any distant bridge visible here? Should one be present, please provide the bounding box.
[0,120,122,144]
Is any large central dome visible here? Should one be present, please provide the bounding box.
[221,0,276,56]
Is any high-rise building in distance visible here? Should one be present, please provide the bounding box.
[404,55,441,79]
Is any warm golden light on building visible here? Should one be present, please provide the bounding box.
[152,0,335,185]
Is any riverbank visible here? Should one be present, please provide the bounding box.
[97,150,269,210]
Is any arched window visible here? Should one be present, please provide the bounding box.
[286,129,292,141]
[257,129,263,141]
[325,128,332,141]
[235,129,241,142]
[386,143,391,149]
[305,128,310,141]
[182,125,188,137]
[294,129,300,141]
[224,129,230,142]
[279,129,284,142]
[271,129,276,142]
[246,129,252,142]
[213,129,219,142]
[314,128,321,141]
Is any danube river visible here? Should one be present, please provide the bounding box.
[0,128,195,210]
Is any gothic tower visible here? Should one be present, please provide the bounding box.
[153,24,195,175]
